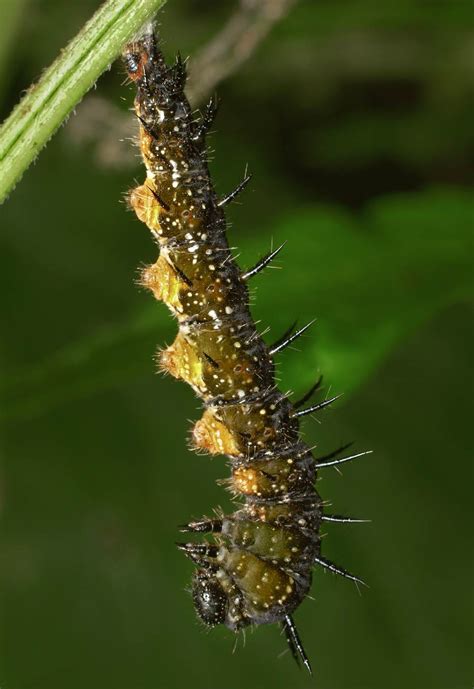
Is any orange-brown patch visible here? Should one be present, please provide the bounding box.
[192,409,241,457]
[141,257,183,313]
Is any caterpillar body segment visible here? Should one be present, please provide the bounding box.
[123,26,366,673]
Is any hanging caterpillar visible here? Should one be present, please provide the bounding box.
[123,24,369,674]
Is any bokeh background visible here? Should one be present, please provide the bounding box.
[1,1,473,688]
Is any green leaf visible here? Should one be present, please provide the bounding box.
[260,186,473,395]
[2,187,472,421]
[303,111,474,169]
[2,306,170,422]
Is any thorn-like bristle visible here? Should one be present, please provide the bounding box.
[269,319,316,356]
[179,518,223,533]
[322,514,371,524]
[150,186,171,212]
[282,615,312,675]
[242,242,286,280]
[193,97,219,141]
[218,174,252,207]
[316,449,372,469]
[172,51,187,88]
[314,555,368,587]
[269,320,297,353]
[174,264,193,287]
[203,352,219,369]
[176,542,218,565]
[293,375,323,409]
[293,393,342,418]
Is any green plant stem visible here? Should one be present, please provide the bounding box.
[0,0,167,203]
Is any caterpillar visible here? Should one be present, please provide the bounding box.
[123,24,368,674]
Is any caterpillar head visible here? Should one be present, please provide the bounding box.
[192,569,228,627]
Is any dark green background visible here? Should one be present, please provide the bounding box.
[1,1,473,688]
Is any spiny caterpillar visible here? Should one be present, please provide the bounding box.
[123,25,369,674]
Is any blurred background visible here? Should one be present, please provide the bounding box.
[1,1,473,688]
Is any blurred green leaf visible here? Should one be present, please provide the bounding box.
[2,187,472,421]
[303,110,474,169]
[283,0,474,32]
[2,306,170,421]
[264,186,473,394]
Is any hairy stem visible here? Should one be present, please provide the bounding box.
[0,0,167,203]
